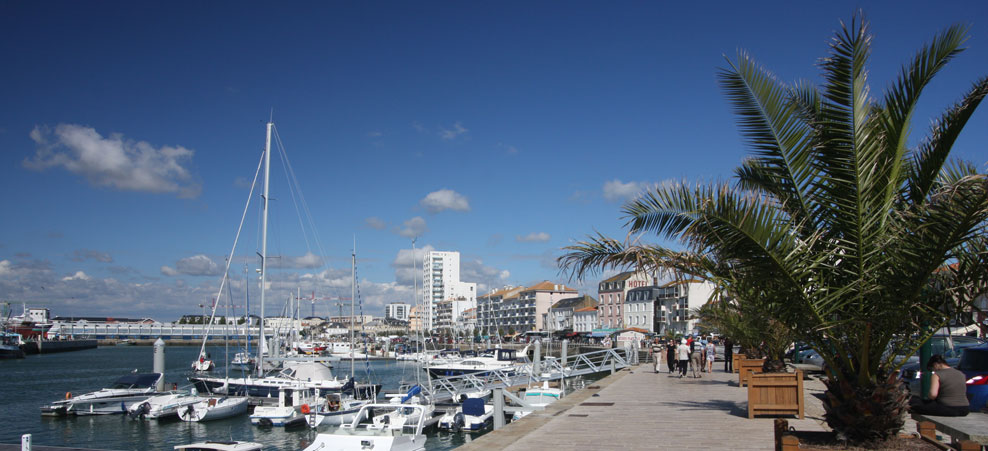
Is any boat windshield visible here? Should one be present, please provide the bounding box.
[110,373,160,389]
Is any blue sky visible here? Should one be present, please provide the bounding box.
[1,1,986,320]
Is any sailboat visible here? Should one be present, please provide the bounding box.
[189,121,344,397]
[306,246,376,428]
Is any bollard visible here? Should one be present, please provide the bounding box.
[560,339,569,390]
[21,434,31,451]
[533,340,542,376]
[611,359,616,375]
[153,338,166,391]
[493,388,505,430]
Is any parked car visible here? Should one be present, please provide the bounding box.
[895,335,985,366]
[900,342,988,411]
[960,344,988,411]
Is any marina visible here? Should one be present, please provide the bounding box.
[0,343,611,450]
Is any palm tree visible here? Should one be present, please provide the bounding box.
[560,15,988,443]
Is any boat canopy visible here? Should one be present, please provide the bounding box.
[111,373,162,389]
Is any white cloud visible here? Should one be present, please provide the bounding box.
[365,217,387,230]
[497,142,519,155]
[516,232,551,243]
[420,189,470,213]
[603,179,651,203]
[62,271,91,281]
[0,260,12,277]
[367,131,383,138]
[461,259,511,294]
[396,217,428,238]
[70,249,113,263]
[270,252,324,269]
[160,266,179,276]
[25,124,201,198]
[439,122,468,140]
[391,245,435,286]
[163,254,222,277]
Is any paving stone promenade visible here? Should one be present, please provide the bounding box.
[459,360,918,451]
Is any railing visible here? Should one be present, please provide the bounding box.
[422,347,630,403]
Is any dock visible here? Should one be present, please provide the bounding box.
[0,445,119,451]
[20,340,98,355]
[459,361,919,450]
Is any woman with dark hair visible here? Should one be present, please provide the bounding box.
[910,354,970,416]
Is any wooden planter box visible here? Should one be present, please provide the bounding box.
[738,358,765,387]
[774,418,975,451]
[747,370,803,419]
[732,353,745,373]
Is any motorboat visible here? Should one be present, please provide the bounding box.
[511,381,563,421]
[231,352,255,371]
[425,347,527,378]
[174,441,263,451]
[190,361,346,397]
[303,403,430,451]
[296,341,327,355]
[128,389,207,420]
[437,397,494,432]
[41,373,163,416]
[178,396,249,422]
[371,386,439,431]
[306,387,374,428]
[0,331,25,359]
[116,339,136,346]
[250,385,323,427]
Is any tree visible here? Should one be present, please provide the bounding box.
[560,15,988,444]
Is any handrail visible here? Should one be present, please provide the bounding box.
[421,348,630,403]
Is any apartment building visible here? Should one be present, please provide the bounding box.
[385,303,410,322]
[597,271,655,329]
[546,295,598,333]
[422,251,477,331]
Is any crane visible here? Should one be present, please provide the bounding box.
[306,292,350,319]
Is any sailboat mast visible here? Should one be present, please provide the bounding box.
[350,239,356,381]
[257,121,272,377]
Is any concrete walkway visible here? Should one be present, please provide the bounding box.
[459,361,918,451]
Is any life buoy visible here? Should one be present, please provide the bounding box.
[300,404,311,414]
[65,392,72,400]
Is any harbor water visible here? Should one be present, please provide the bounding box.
[0,345,498,450]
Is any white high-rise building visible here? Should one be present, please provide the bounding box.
[422,251,476,332]
[385,303,410,322]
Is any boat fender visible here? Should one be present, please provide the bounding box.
[65,392,72,400]
[300,404,310,415]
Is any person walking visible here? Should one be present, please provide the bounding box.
[706,340,716,373]
[666,339,677,374]
[689,338,703,378]
[651,339,663,373]
[699,335,708,371]
[676,339,690,378]
[723,337,734,373]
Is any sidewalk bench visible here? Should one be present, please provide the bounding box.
[912,412,988,449]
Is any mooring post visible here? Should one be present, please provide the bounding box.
[153,338,166,391]
[560,339,569,390]
[493,387,505,430]
[533,340,542,376]
[21,434,31,451]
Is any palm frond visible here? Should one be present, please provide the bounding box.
[907,76,988,203]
